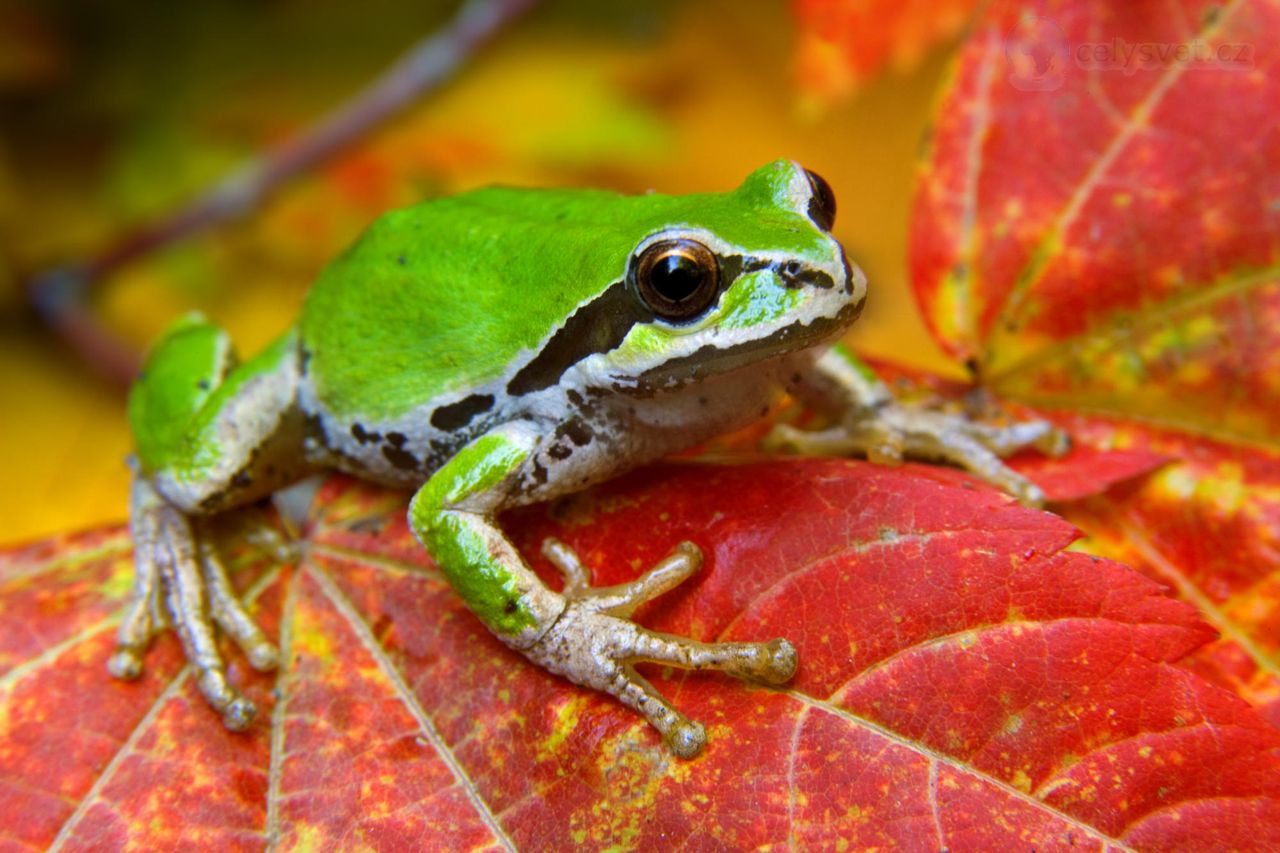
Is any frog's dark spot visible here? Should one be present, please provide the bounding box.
[532,461,549,485]
[387,432,408,448]
[197,379,211,391]
[299,348,312,376]
[351,423,382,445]
[430,393,495,432]
[231,470,253,489]
[303,412,329,446]
[504,599,519,614]
[548,444,572,461]
[397,254,407,266]
[698,396,709,407]
[566,388,584,406]
[382,443,419,471]
[759,406,770,418]
[555,419,593,447]
[964,357,979,377]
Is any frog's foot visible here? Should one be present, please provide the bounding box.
[769,403,1069,508]
[109,476,279,731]
[526,539,796,758]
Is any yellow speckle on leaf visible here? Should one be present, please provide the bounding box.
[1201,460,1246,516]
[1156,465,1199,500]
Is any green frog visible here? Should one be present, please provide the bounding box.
[117,161,1065,757]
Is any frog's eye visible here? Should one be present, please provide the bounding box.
[633,238,721,321]
[804,169,836,231]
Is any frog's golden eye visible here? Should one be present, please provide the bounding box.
[633,238,720,321]
[804,169,836,231]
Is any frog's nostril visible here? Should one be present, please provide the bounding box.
[773,259,838,290]
[779,260,805,286]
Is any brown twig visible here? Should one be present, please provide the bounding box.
[27,0,538,388]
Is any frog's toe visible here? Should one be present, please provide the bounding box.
[966,417,1067,459]
[632,629,798,684]
[107,645,145,681]
[546,539,703,618]
[110,563,160,681]
[667,719,707,759]
[1038,425,1071,457]
[197,536,279,672]
[759,638,799,683]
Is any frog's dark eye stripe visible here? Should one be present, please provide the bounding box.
[632,239,720,322]
[506,279,652,396]
[804,169,836,232]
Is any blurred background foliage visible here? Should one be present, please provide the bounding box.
[0,0,970,543]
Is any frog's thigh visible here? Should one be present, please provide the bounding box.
[132,317,312,512]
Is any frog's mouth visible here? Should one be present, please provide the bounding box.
[624,300,861,395]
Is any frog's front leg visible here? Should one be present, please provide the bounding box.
[774,344,1069,506]
[409,423,797,758]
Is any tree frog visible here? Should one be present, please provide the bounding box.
[115,161,1065,757]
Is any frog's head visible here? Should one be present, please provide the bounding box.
[590,160,866,393]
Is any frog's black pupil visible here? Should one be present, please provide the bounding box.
[652,253,705,303]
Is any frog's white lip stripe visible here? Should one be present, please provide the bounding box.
[627,300,861,393]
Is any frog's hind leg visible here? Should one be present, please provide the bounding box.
[774,344,1069,507]
[114,315,312,729]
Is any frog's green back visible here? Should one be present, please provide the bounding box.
[300,161,829,420]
